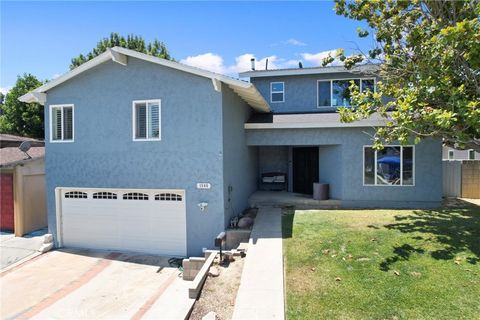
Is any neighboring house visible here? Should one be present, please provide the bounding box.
[443,146,478,160]
[0,134,44,148]
[19,47,442,257]
[0,143,47,236]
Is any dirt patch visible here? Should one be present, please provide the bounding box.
[189,255,245,320]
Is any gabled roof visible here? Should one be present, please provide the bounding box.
[239,64,380,78]
[19,47,270,112]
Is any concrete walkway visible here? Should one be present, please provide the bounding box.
[232,207,285,319]
[461,198,480,207]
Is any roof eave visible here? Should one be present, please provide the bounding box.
[17,47,270,112]
[239,64,380,78]
[0,155,44,168]
[244,120,387,129]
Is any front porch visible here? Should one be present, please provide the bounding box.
[257,145,342,200]
[248,191,341,209]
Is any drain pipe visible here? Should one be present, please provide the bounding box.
[215,232,226,262]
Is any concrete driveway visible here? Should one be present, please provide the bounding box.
[0,249,194,319]
[0,229,47,269]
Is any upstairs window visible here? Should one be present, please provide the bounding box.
[318,78,375,108]
[50,104,74,142]
[270,82,284,103]
[133,100,161,141]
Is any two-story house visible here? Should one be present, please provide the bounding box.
[20,47,442,257]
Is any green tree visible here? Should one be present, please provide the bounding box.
[70,32,172,69]
[325,0,480,152]
[0,92,5,113]
[0,74,44,138]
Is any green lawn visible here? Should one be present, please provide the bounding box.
[282,206,480,320]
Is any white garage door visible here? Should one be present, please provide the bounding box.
[58,188,187,257]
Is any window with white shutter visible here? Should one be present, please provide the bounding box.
[133,100,161,141]
[50,104,74,142]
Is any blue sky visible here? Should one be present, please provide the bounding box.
[0,1,372,93]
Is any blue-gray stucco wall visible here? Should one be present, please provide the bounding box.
[221,84,258,227]
[247,127,442,207]
[44,57,227,256]
[257,145,342,198]
[318,145,343,199]
[251,73,380,114]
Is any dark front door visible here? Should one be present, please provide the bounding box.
[293,147,319,195]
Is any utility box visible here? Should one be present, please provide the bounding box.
[313,183,329,200]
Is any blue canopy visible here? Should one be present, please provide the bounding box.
[377,156,401,165]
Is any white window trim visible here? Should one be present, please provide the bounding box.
[317,78,376,109]
[270,82,285,103]
[448,150,454,160]
[468,149,475,160]
[132,99,161,142]
[49,104,74,143]
[362,145,415,187]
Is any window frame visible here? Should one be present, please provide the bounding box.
[468,149,475,160]
[363,145,415,187]
[49,104,75,143]
[448,150,454,160]
[132,99,161,142]
[270,82,285,103]
[317,78,376,109]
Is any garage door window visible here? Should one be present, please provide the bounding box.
[155,193,182,201]
[123,192,149,200]
[93,192,117,199]
[65,191,87,199]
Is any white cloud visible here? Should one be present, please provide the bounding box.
[0,86,11,95]
[226,53,255,74]
[271,38,307,47]
[52,73,61,79]
[180,53,226,74]
[286,38,307,46]
[239,55,283,72]
[283,59,301,68]
[180,52,305,76]
[301,50,343,66]
[180,50,343,77]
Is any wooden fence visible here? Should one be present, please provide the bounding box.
[443,160,480,199]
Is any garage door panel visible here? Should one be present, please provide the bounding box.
[60,188,186,256]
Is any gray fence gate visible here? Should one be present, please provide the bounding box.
[443,161,462,197]
[443,160,480,198]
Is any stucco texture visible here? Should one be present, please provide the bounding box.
[45,58,227,256]
[252,73,380,114]
[221,84,258,227]
[248,127,442,207]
